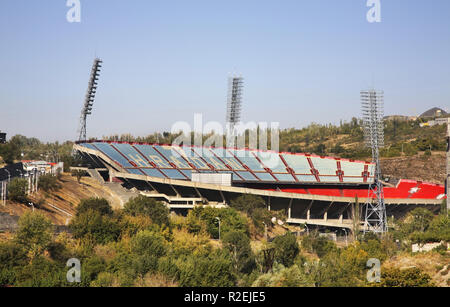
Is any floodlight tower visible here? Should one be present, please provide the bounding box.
[226,76,244,135]
[361,89,388,234]
[77,58,103,141]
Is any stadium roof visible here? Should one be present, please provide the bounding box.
[76,141,376,185]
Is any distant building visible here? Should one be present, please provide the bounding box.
[0,132,6,144]
[22,160,64,175]
[420,117,449,128]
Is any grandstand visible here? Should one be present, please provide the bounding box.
[73,141,445,230]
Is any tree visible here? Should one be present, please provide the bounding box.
[272,232,299,267]
[76,198,113,217]
[70,209,121,245]
[0,242,28,286]
[252,263,313,287]
[223,231,256,274]
[124,196,170,227]
[177,250,236,287]
[7,178,28,203]
[71,169,87,184]
[14,211,53,259]
[229,194,266,215]
[38,174,61,192]
[378,267,433,287]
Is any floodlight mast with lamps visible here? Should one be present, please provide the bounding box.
[361,89,388,234]
[77,58,103,142]
[226,76,244,140]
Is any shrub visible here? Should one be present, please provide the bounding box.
[124,196,170,227]
[272,232,299,267]
[0,242,28,286]
[69,209,121,245]
[177,250,236,287]
[223,231,256,274]
[38,174,61,192]
[7,178,28,203]
[16,256,66,287]
[229,194,266,215]
[252,263,313,287]
[378,267,434,287]
[188,207,248,238]
[14,211,53,259]
[76,198,113,217]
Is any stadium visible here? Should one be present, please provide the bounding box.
[73,140,445,231]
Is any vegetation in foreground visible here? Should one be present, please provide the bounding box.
[0,195,448,287]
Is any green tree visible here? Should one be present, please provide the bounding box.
[0,242,28,286]
[70,209,120,245]
[16,256,66,287]
[7,178,28,203]
[177,250,236,287]
[71,169,87,184]
[124,196,170,227]
[378,267,433,287]
[223,231,256,274]
[229,194,266,215]
[38,174,61,192]
[14,211,53,259]
[76,198,113,217]
[252,263,313,287]
[272,232,299,267]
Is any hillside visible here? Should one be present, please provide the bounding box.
[0,173,123,225]
[381,152,446,184]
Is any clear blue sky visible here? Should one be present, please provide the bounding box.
[1,0,449,142]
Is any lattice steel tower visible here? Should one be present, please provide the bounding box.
[77,58,103,141]
[226,76,244,134]
[361,89,388,234]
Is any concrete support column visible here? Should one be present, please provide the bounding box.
[288,199,293,219]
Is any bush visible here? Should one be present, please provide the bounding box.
[0,242,28,286]
[76,198,113,217]
[124,196,169,227]
[38,174,61,192]
[188,207,248,238]
[14,211,53,259]
[378,267,433,287]
[223,231,256,274]
[177,250,236,287]
[16,256,66,287]
[71,169,87,183]
[252,263,313,287]
[229,194,266,215]
[69,209,121,245]
[7,178,28,203]
[302,233,336,258]
[272,232,299,267]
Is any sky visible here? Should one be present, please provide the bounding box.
[0,0,449,142]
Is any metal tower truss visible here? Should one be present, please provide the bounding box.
[361,89,388,234]
[77,58,103,142]
[226,76,244,135]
